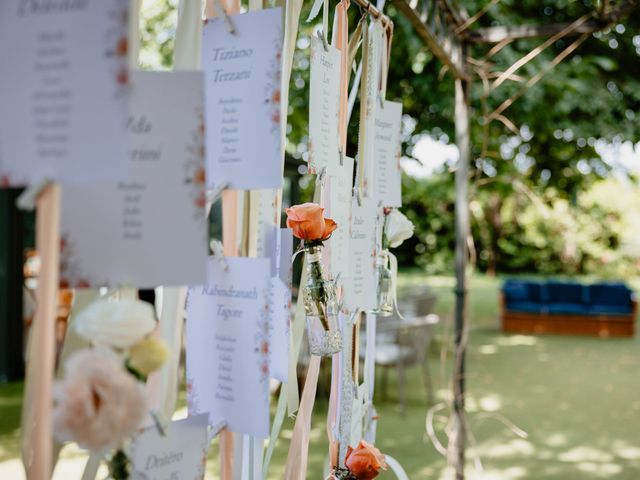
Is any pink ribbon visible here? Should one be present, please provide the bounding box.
[283,355,321,479]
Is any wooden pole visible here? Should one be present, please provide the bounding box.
[453,44,470,480]
[25,184,60,480]
[205,0,241,472]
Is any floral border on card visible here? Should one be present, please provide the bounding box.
[59,231,107,289]
[105,0,130,97]
[256,286,271,384]
[264,23,283,141]
[183,107,207,243]
[186,375,203,417]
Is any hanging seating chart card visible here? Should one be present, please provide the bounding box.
[129,414,210,480]
[202,8,283,190]
[0,0,129,187]
[251,189,279,258]
[186,257,271,439]
[374,100,403,207]
[274,228,294,285]
[265,227,293,382]
[268,276,290,382]
[356,21,384,199]
[60,71,207,288]
[326,156,354,293]
[308,36,341,176]
[345,196,378,311]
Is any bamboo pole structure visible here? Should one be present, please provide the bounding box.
[392,1,640,479]
[453,59,470,480]
[351,0,393,29]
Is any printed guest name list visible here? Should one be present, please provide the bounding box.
[202,8,283,190]
[0,0,129,186]
[186,257,271,439]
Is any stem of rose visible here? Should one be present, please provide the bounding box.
[309,259,330,330]
[315,299,330,330]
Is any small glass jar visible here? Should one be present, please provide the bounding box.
[371,250,394,316]
[302,244,342,356]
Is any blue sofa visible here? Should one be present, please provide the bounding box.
[501,280,637,337]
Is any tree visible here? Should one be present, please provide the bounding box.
[139,0,640,275]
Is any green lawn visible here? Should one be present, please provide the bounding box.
[2,274,640,479]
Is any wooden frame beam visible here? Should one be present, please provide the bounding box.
[467,0,640,43]
[394,0,468,80]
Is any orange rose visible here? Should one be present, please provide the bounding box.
[345,441,387,480]
[323,218,337,238]
[285,203,337,241]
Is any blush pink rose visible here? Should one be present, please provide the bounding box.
[53,349,147,451]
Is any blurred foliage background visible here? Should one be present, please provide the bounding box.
[139,0,640,278]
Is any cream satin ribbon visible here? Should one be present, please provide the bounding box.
[247,0,303,476]
[144,287,187,421]
[279,191,321,479]
[336,311,359,466]
[262,252,308,476]
[327,1,350,473]
[362,312,377,444]
[203,0,241,475]
[333,0,350,154]
[258,0,305,476]
[174,0,204,70]
[333,0,352,457]
[143,0,204,436]
[283,355,321,479]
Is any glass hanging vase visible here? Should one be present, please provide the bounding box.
[302,243,342,356]
[371,249,394,317]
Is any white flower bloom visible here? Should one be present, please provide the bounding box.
[75,299,156,349]
[384,209,415,248]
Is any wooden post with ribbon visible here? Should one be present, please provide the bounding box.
[202,0,241,477]
[22,184,61,480]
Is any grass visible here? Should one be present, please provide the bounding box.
[2,273,640,479]
[0,382,22,463]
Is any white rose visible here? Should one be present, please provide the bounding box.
[384,209,415,248]
[75,299,156,349]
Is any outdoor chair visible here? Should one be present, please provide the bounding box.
[374,313,439,415]
[360,288,439,414]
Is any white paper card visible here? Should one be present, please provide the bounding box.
[308,37,341,175]
[202,8,283,189]
[326,156,354,293]
[350,383,368,447]
[265,227,294,283]
[345,197,377,311]
[265,229,292,382]
[356,22,384,198]
[268,277,290,382]
[130,414,209,480]
[0,0,129,187]
[186,257,271,439]
[251,189,279,258]
[374,101,403,207]
[60,71,207,289]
